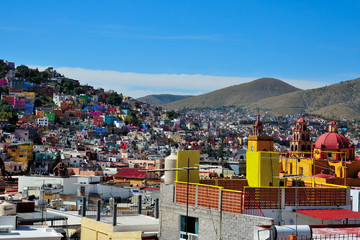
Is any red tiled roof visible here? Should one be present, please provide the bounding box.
[298,209,360,221]
[114,168,147,179]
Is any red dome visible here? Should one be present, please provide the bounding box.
[314,132,350,149]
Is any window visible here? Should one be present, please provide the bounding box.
[180,215,198,240]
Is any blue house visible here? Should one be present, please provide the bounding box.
[25,103,34,114]
[104,115,118,126]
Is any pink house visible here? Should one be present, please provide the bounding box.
[0,79,7,86]
[90,111,102,117]
[13,99,25,108]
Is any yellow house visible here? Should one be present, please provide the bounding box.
[7,142,34,170]
[23,92,36,99]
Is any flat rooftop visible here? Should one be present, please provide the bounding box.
[0,225,63,240]
[84,214,159,232]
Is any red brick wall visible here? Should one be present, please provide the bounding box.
[197,185,219,209]
[244,187,280,209]
[175,183,196,206]
[217,179,248,191]
[285,188,346,206]
[222,191,242,214]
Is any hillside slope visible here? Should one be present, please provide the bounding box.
[246,78,360,119]
[138,94,193,106]
[164,78,300,109]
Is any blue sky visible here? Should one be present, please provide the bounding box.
[1,0,360,97]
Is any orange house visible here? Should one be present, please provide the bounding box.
[35,110,45,118]
[60,101,69,110]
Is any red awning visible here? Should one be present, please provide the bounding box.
[298,209,360,221]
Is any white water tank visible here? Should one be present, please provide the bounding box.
[270,225,312,240]
[164,151,177,184]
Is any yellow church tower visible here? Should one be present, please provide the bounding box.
[246,115,279,187]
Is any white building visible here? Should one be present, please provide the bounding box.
[69,157,86,168]
[18,176,79,196]
[52,94,70,106]
[114,120,125,128]
[36,117,48,127]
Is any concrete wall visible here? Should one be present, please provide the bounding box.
[221,212,273,240]
[159,183,273,240]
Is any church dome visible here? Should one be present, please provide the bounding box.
[314,132,350,149]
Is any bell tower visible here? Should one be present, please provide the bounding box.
[252,114,263,136]
[290,117,312,153]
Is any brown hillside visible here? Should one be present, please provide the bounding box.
[246,78,360,119]
[164,78,300,109]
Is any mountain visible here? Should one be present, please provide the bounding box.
[138,94,194,106]
[245,78,360,119]
[164,78,300,109]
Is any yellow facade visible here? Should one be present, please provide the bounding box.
[7,143,33,169]
[281,156,314,177]
[176,150,200,183]
[246,151,280,187]
[81,218,142,240]
[23,92,35,99]
[282,152,360,180]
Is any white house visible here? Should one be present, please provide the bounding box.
[36,117,48,127]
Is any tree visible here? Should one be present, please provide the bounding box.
[60,79,78,94]
[118,126,129,136]
[106,92,122,106]
[166,110,180,120]
[123,110,141,126]
[73,87,84,95]
[34,94,56,107]
[0,61,9,79]
[0,99,18,124]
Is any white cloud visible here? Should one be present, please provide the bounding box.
[30,66,326,98]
